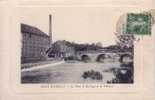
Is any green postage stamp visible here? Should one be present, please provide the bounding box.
[126,13,152,35]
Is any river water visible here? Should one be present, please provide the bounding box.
[21,61,121,83]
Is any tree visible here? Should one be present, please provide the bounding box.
[96,42,102,47]
[115,32,134,49]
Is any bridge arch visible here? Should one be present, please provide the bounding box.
[81,54,91,62]
[96,54,106,62]
[119,53,133,63]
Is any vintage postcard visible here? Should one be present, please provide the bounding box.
[1,2,155,100]
[20,7,136,84]
[12,6,153,91]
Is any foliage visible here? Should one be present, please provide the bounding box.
[115,33,134,49]
[48,40,103,55]
[107,62,133,83]
[82,70,103,80]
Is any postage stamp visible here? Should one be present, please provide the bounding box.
[126,13,152,35]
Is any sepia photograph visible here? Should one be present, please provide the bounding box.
[1,0,155,98]
[20,7,153,84]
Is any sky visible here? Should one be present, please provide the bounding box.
[20,7,147,46]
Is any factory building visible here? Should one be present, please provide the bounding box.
[21,23,51,63]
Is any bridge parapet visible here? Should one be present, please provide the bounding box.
[76,51,132,62]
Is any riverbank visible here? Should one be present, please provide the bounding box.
[21,60,65,72]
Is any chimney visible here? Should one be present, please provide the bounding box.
[49,14,52,44]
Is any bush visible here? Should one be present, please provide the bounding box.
[107,67,133,83]
[82,70,103,80]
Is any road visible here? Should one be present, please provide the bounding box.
[21,61,121,83]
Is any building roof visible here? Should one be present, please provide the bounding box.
[21,23,49,37]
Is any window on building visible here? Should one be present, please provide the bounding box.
[29,34,32,38]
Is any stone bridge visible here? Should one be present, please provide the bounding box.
[76,50,132,62]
